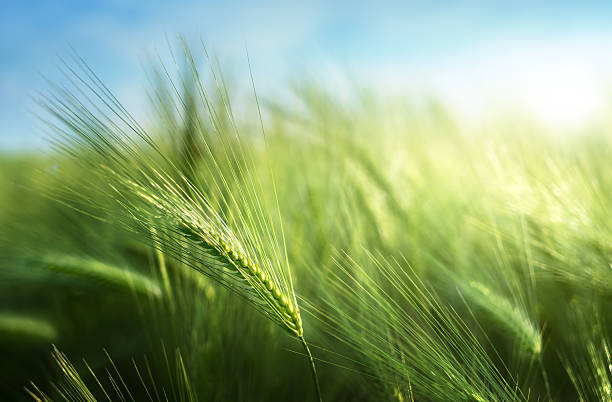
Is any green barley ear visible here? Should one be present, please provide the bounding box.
[40,46,320,400]
[177,223,302,336]
[40,48,303,335]
[0,313,57,342]
[38,254,162,297]
[459,281,542,356]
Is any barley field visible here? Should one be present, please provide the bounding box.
[1,44,612,401]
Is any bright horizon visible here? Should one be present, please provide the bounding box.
[2,1,612,149]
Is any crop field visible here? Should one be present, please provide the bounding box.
[1,46,611,401]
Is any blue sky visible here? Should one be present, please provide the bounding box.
[3,1,612,149]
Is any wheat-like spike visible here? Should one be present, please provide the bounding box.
[96,159,304,336]
[0,313,58,341]
[179,224,302,336]
[40,52,301,336]
[39,254,162,298]
[461,281,542,356]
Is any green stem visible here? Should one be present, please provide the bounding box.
[300,335,322,402]
[539,355,551,401]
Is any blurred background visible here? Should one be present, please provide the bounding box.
[3,1,612,150]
